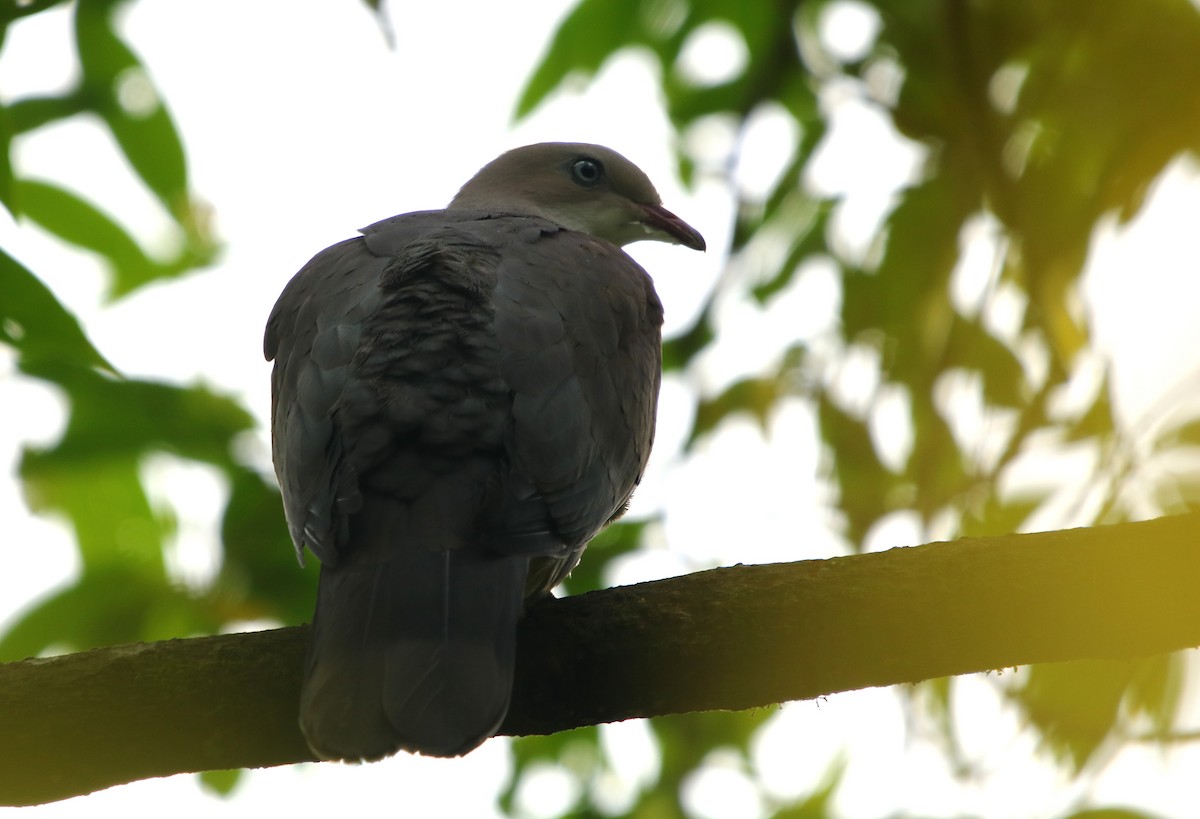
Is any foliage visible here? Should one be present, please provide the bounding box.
[508,0,1200,816]
[1,0,308,794]
[3,0,1200,817]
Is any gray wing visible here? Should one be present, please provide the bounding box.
[490,223,664,593]
[268,212,663,572]
[267,213,533,758]
[265,211,663,759]
[265,235,385,565]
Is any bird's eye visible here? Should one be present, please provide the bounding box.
[570,158,604,186]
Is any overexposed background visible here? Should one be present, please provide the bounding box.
[3,1,1200,816]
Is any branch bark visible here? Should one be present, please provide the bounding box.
[3,514,1200,806]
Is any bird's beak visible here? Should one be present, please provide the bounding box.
[638,203,706,251]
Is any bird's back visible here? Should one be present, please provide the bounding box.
[266,209,663,758]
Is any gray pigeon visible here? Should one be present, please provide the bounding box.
[265,143,704,760]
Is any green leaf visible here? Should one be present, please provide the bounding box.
[17,178,161,295]
[21,365,254,469]
[0,564,212,661]
[514,0,644,119]
[74,0,188,219]
[769,756,845,819]
[661,305,715,372]
[20,449,167,571]
[906,390,970,520]
[197,768,242,797]
[0,249,114,372]
[6,92,90,136]
[11,368,264,652]
[218,466,317,624]
[959,493,1045,538]
[653,709,774,799]
[944,315,1029,409]
[689,375,789,444]
[16,368,254,616]
[502,727,600,815]
[1124,653,1185,739]
[817,392,895,549]
[0,0,72,26]
[859,177,972,351]
[1151,413,1200,452]
[558,517,653,595]
[1064,378,1116,442]
[750,201,831,303]
[1015,659,1143,770]
[0,103,14,214]
[1062,809,1172,819]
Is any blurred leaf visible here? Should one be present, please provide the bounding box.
[856,178,970,355]
[6,92,90,135]
[0,249,115,372]
[690,375,788,444]
[959,493,1045,538]
[74,0,187,219]
[514,0,644,119]
[1063,810,1172,819]
[17,178,160,294]
[5,3,219,301]
[1065,380,1116,443]
[502,727,600,815]
[1124,653,1185,740]
[818,392,895,549]
[218,466,318,625]
[0,103,14,213]
[1012,0,1200,229]
[908,391,971,521]
[0,0,71,25]
[0,563,215,661]
[11,366,259,653]
[20,450,166,570]
[661,307,715,372]
[653,709,774,807]
[672,6,782,102]
[750,203,831,304]
[769,756,845,819]
[1152,414,1200,452]
[21,365,254,470]
[944,316,1028,409]
[1015,659,1157,770]
[6,0,1200,811]
[1153,468,1200,516]
[559,517,653,596]
[198,769,242,797]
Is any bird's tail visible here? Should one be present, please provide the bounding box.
[299,545,528,760]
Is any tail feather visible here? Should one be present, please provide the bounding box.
[300,547,528,759]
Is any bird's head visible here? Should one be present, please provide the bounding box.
[449,142,705,251]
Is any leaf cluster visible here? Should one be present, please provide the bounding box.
[508,0,1200,816]
[1,3,311,793]
[4,0,1200,815]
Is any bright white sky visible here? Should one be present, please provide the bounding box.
[3,1,1200,817]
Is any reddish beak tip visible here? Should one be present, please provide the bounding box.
[641,204,706,252]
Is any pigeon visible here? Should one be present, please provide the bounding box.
[265,142,704,760]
